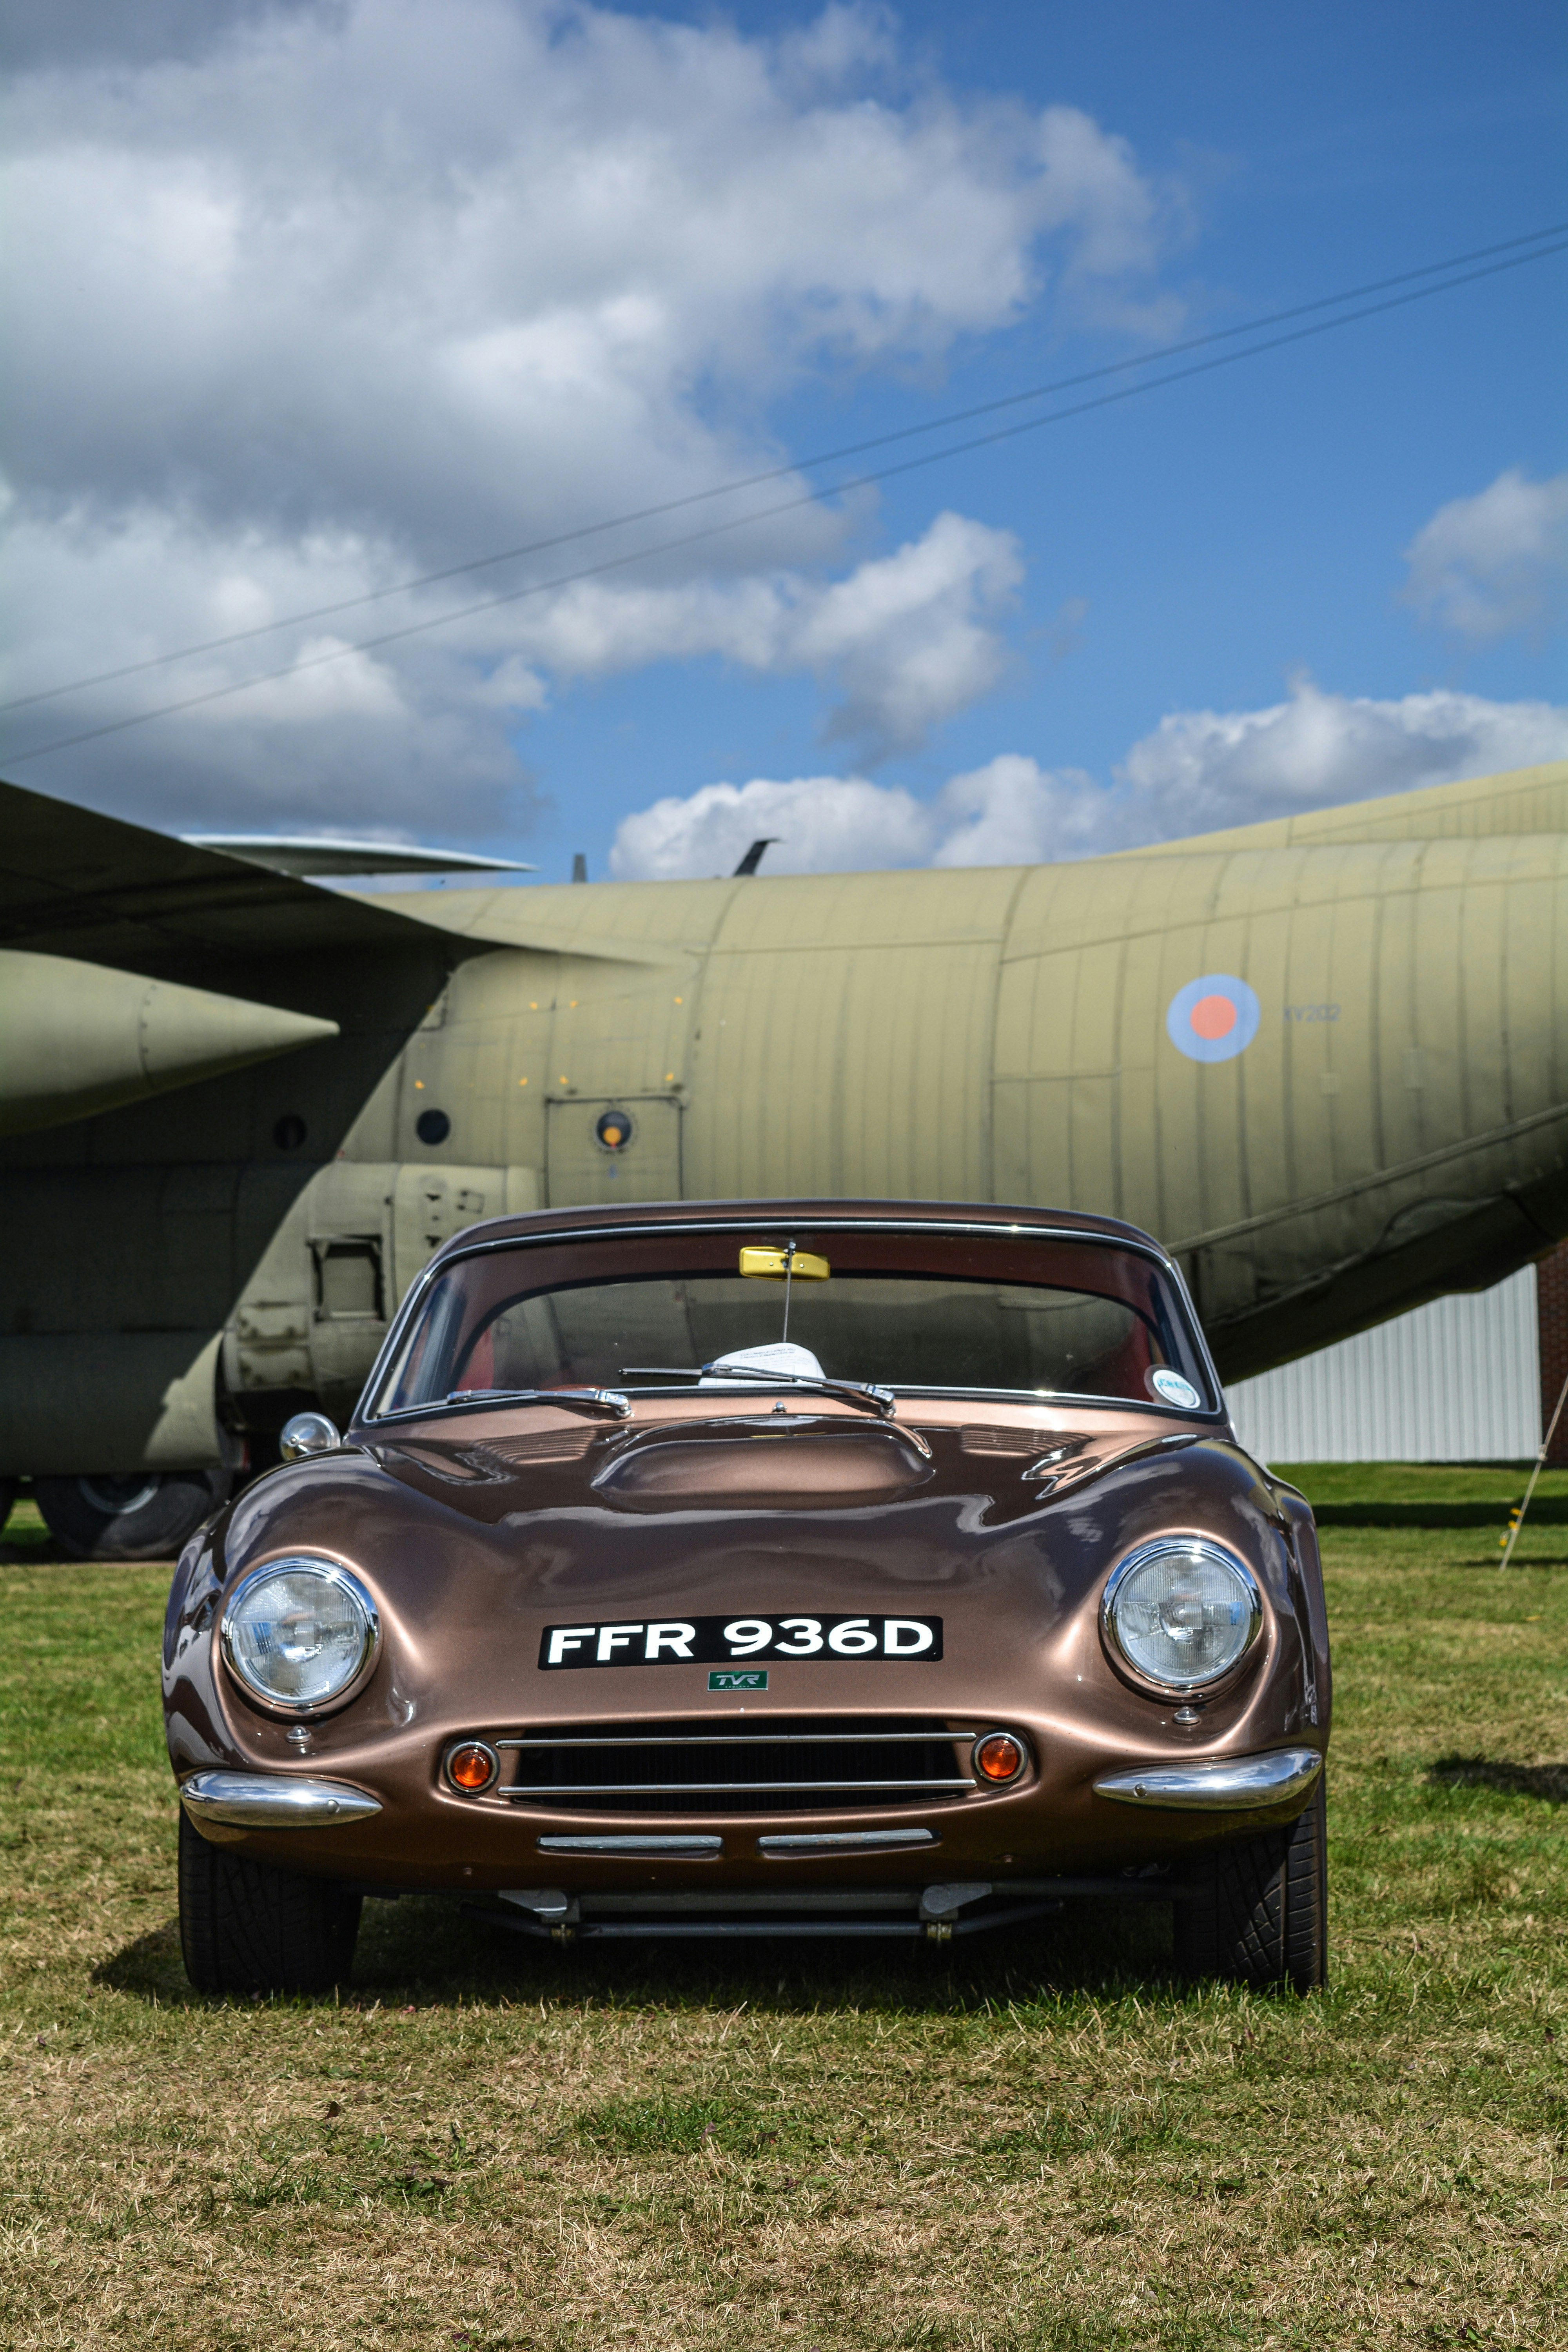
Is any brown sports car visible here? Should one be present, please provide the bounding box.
[165,1200,1329,1996]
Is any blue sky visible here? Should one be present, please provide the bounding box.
[2,1,1563,880]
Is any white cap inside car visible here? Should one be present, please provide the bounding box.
[700,1341,826,1385]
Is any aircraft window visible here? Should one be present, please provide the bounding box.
[416,1108,451,1146]
[274,1114,307,1151]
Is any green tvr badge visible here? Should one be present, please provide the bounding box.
[709,1669,768,1691]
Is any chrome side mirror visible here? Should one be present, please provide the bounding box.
[279,1410,341,1462]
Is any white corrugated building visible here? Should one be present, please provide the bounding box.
[1225,1267,1540,1465]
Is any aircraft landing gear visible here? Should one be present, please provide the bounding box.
[33,1468,233,1561]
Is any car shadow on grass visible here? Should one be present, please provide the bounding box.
[1428,1754,1568,1804]
[94,1890,1185,2014]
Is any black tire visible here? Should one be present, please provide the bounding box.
[1173,1773,1327,1993]
[34,1468,232,1561]
[178,1808,361,1996]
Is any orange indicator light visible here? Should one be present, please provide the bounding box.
[974,1731,1025,1783]
[446,1741,497,1793]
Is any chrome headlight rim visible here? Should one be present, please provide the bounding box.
[219,1555,381,1719]
[1100,1534,1264,1696]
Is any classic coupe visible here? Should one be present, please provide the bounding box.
[164,1199,1329,1994]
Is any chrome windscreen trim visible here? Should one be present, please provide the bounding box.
[180,1770,382,1828]
[1092,1747,1323,1811]
[355,1211,1223,1428]
[759,1828,938,1855]
[536,1832,722,1855]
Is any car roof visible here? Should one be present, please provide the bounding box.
[421,1196,1172,1271]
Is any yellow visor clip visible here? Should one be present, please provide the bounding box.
[739,1245,831,1281]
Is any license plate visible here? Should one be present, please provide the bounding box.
[539,1613,942,1669]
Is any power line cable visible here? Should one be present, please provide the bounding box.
[4,231,1565,767]
[2,218,1564,725]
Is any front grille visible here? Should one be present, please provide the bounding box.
[494,1716,977,1813]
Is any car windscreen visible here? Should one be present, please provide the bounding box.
[365,1225,1215,1418]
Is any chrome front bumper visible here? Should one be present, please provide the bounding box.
[1093,1746,1323,1811]
[180,1770,382,1828]
[177,1744,1319,1847]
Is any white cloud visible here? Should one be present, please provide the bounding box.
[608,681,1568,877]
[507,510,1021,756]
[798,515,1023,750]
[1403,468,1568,642]
[0,502,1018,826]
[0,501,537,834]
[1114,676,1568,836]
[929,753,1104,864]
[608,771,933,879]
[0,0,1177,831]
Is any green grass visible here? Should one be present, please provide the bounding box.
[1265,1462,1568,1529]
[0,1494,54,1562]
[1274,1461,1568,1506]
[2,1518,1566,2348]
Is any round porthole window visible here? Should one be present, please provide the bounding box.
[416,1108,451,1146]
[273,1114,307,1151]
[595,1108,633,1152]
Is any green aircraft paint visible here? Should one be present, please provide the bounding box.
[0,948,338,1138]
[2,757,1565,1549]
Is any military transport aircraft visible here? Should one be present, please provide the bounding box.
[2,757,1564,1557]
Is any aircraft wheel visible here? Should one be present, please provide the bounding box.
[33,1467,233,1561]
[1173,1775,1327,1994]
[178,1810,361,1997]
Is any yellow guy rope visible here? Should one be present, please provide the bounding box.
[1499,1366,1568,1569]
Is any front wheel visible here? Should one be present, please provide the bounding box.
[34,1468,232,1561]
[1173,1773,1327,1993]
[178,1808,361,1996]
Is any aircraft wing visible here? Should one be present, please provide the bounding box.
[0,776,464,987]
[0,777,641,987]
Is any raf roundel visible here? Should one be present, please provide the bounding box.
[1166,973,1260,1065]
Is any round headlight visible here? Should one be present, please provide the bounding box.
[1101,1537,1261,1692]
[221,1558,379,1715]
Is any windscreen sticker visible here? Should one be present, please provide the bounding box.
[1149,1368,1202,1409]
[539,1613,942,1669]
[1166,973,1260,1063]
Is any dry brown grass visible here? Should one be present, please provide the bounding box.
[2,1508,1566,2349]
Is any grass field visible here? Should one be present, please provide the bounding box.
[1,1486,1565,2350]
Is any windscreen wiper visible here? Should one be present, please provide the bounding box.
[445,1387,632,1419]
[621,1365,898,1421]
